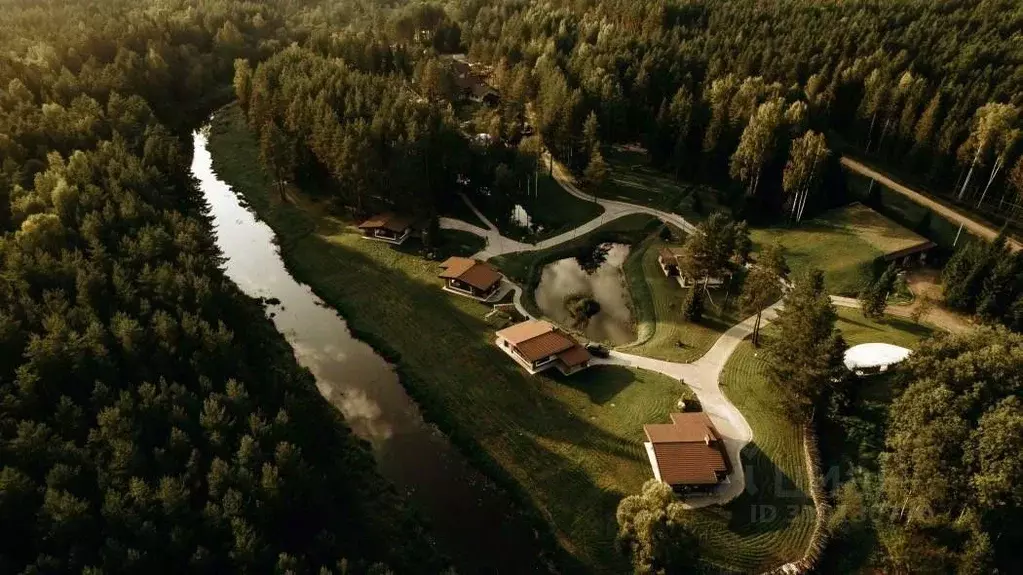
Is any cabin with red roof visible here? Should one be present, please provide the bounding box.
[643,412,729,492]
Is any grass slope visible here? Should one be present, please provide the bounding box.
[208,105,700,572]
[623,235,741,361]
[752,203,926,296]
[700,339,816,572]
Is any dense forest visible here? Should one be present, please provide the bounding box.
[5,0,1023,572]
[0,0,439,572]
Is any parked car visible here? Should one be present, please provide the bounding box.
[585,342,610,358]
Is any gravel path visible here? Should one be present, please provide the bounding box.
[840,156,1022,251]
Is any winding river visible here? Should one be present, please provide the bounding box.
[192,131,544,572]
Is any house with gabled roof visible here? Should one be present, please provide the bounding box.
[439,257,504,301]
[643,412,729,491]
[495,319,591,376]
[357,213,413,244]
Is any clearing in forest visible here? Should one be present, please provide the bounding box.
[752,202,929,296]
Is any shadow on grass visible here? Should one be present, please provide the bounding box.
[725,442,814,536]
[556,365,637,405]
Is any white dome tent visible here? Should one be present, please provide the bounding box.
[844,343,912,376]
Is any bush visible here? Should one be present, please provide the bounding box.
[566,294,601,324]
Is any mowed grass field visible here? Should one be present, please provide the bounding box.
[705,305,936,571]
[622,234,741,361]
[752,202,929,296]
[209,105,703,572]
[706,338,817,571]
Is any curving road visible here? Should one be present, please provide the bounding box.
[439,164,777,507]
[840,156,1022,251]
[593,300,784,508]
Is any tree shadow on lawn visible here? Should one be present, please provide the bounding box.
[839,312,934,340]
[288,232,659,571]
[722,441,814,536]
[555,365,637,405]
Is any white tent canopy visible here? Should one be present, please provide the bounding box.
[844,343,912,371]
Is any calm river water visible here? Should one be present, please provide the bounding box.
[535,243,637,345]
[192,131,545,573]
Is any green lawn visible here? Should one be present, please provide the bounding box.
[702,337,817,572]
[208,104,705,572]
[835,307,934,348]
[491,214,660,320]
[601,145,727,219]
[752,203,928,297]
[470,172,605,242]
[622,235,741,361]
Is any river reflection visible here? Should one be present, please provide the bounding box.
[193,129,544,573]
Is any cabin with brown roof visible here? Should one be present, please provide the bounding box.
[495,319,591,375]
[357,213,413,244]
[643,412,729,492]
[439,257,504,300]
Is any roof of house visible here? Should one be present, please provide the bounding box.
[882,240,938,261]
[439,257,502,291]
[358,213,413,232]
[658,246,686,263]
[495,320,590,364]
[644,412,728,486]
[557,345,592,367]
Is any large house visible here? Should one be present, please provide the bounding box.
[439,257,503,300]
[643,412,729,491]
[495,320,591,375]
[657,247,725,288]
[358,213,413,244]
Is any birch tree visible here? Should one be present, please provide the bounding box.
[730,98,784,196]
[702,74,738,155]
[976,128,1020,208]
[858,69,889,153]
[782,130,829,222]
[956,103,1020,200]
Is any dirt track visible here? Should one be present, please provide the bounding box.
[840,157,1023,252]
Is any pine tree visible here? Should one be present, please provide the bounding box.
[682,287,705,322]
[582,111,600,157]
[766,269,847,421]
[583,146,608,191]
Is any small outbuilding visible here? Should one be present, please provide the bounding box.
[439,257,504,301]
[643,412,729,492]
[843,342,912,376]
[358,213,413,244]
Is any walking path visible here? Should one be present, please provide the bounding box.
[593,300,784,508]
[440,158,699,260]
[840,156,1022,251]
[439,174,779,506]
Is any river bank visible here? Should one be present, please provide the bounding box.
[205,104,699,572]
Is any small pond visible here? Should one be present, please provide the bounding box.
[535,243,637,345]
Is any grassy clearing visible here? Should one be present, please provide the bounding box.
[602,146,727,219]
[622,235,741,361]
[491,214,660,319]
[699,336,816,572]
[209,104,705,572]
[835,307,934,349]
[751,203,927,296]
[696,309,934,572]
[470,172,605,242]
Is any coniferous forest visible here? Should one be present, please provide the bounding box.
[3,0,1023,573]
